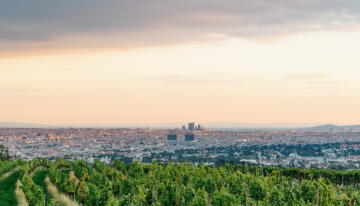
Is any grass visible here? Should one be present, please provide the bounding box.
[15,179,28,206]
[0,169,22,206]
[45,176,80,206]
[32,168,79,206]
[69,170,80,184]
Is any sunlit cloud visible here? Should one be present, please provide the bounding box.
[283,73,333,80]
[306,80,345,85]
[143,75,241,85]
[53,68,76,71]
[0,0,360,56]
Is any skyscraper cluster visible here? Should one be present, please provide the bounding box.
[185,122,204,132]
[188,122,194,131]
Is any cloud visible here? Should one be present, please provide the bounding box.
[283,72,333,80]
[143,75,186,81]
[282,72,346,87]
[306,80,345,85]
[0,87,53,98]
[0,0,360,56]
[53,68,76,71]
[143,75,241,85]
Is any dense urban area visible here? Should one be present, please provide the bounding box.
[1,123,360,170]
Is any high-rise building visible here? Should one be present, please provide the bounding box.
[182,126,186,131]
[198,125,201,131]
[188,122,195,131]
[167,132,177,141]
[185,132,195,141]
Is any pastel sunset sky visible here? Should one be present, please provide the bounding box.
[1,0,359,125]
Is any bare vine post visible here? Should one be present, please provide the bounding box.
[316,187,319,206]
[207,193,211,206]
[246,188,249,205]
[45,193,48,206]
[350,178,352,190]
[353,173,355,189]
[73,180,76,200]
[152,186,156,204]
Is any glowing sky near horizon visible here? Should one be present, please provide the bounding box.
[0,0,359,125]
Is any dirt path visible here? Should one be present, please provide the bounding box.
[15,179,28,206]
[44,176,80,206]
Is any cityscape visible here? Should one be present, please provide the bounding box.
[1,0,359,205]
[2,123,360,170]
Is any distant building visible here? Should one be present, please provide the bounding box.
[198,125,201,131]
[188,122,195,131]
[167,133,177,141]
[185,132,195,141]
[182,126,186,131]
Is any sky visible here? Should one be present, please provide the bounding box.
[0,0,359,125]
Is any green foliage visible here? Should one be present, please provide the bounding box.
[213,188,238,206]
[3,157,360,205]
[21,174,57,206]
[249,179,266,203]
[31,169,50,194]
[0,144,13,161]
[0,170,22,206]
[0,158,25,176]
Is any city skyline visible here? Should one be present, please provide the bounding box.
[1,0,359,125]
[0,121,359,130]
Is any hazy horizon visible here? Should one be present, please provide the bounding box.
[0,121,358,129]
[1,1,359,125]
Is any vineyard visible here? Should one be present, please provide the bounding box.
[1,158,360,205]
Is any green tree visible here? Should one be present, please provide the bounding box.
[0,144,12,161]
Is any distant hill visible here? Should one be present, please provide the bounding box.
[0,121,358,130]
[301,124,360,131]
[0,122,48,128]
[0,121,334,129]
[200,122,333,128]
